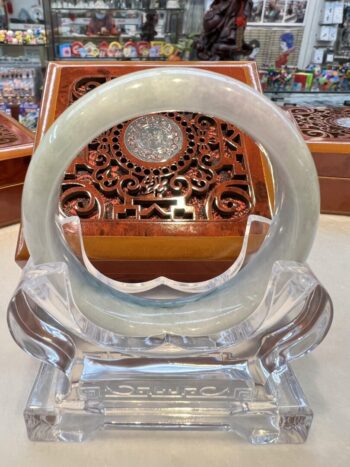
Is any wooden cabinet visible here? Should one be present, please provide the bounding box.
[288,106,350,215]
[0,113,33,227]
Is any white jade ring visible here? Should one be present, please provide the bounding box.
[22,68,319,340]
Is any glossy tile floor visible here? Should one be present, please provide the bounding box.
[0,216,349,467]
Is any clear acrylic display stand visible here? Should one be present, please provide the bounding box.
[8,216,333,444]
[8,67,333,444]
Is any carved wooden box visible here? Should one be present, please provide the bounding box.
[0,112,34,227]
[288,106,350,215]
[16,62,273,282]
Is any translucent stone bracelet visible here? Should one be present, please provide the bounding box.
[22,68,319,340]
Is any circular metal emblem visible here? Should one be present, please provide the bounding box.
[335,117,350,129]
[124,115,183,163]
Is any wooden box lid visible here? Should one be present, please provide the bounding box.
[0,111,33,162]
[16,61,273,282]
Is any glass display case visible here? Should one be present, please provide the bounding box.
[0,0,48,130]
[266,90,350,109]
[44,0,186,60]
[244,1,350,104]
[1,0,48,62]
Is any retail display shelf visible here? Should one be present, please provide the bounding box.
[51,7,184,11]
[247,22,304,27]
[0,44,48,47]
[266,91,350,95]
[54,34,165,40]
[56,56,167,60]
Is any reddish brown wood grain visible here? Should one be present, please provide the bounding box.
[319,177,350,215]
[287,106,350,215]
[0,112,33,227]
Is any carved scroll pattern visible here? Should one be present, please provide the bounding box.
[60,77,253,222]
[289,106,350,140]
[0,123,18,145]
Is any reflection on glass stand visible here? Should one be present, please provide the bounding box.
[8,215,333,443]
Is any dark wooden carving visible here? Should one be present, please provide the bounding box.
[197,0,253,60]
[288,106,350,141]
[61,110,255,224]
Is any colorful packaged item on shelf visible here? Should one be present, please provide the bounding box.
[150,41,162,58]
[78,47,87,58]
[99,41,109,58]
[292,72,314,91]
[84,42,99,57]
[0,97,11,116]
[260,64,350,93]
[137,41,150,58]
[58,43,72,58]
[14,31,23,45]
[123,41,138,58]
[19,98,40,132]
[107,41,123,58]
[62,39,179,60]
[318,69,341,91]
[161,43,175,57]
[340,68,350,91]
[264,66,294,92]
[0,29,46,45]
[71,41,84,57]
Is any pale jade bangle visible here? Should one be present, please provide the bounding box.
[22,68,319,338]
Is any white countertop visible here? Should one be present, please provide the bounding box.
[0,216,349,467]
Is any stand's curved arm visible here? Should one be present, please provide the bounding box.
[255,284,333,380]
[8,259,332,387]
[7,289,76,380]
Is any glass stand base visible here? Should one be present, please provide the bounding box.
[24,357,313,444]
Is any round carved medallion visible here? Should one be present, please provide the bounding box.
[124,115,183,163]
[335,117,350,129]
